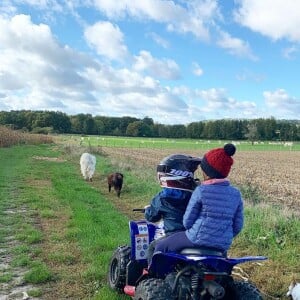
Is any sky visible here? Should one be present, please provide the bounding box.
[0,0,300,125]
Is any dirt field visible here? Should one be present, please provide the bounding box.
[101,147,300,214]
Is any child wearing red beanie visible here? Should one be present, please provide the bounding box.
[153,143,244,258]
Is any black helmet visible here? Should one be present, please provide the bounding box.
[157,154,201,192]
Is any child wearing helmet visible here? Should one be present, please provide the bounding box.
[154,143,244,256]
[144,154,201,264]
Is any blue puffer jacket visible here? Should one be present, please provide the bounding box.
[184,180,244,251]
[145,188,192,234]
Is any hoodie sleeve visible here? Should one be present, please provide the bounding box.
[233,198,244,237]
[144,192,163,223]
[183,187,202,229]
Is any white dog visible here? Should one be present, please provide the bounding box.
[287,282,300,300]
[80,153,96,182]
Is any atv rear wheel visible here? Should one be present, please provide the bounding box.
[107,245,131,293]
[134,278,175,300]
[225,280,263,300]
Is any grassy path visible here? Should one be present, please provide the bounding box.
[0,145,130,299]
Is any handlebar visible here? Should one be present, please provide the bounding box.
[132,208,145,213]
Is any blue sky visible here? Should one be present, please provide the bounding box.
[0,0,299,124]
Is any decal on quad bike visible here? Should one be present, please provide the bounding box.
[137,223,148,234]
[135,223,149,259]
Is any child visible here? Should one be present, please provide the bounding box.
[144,154,201,264]
[154,143,244,256]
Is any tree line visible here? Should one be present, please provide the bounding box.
[0,110,299,141]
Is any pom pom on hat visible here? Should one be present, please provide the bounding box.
[224,143,236,156]
[200,143,236,179]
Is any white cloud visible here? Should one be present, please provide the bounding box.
[234,0,300,42]
[0,14,98,110]
[282,46,299,60]
[217,31,258,60]
[172,86,258,119]
[147,32,169,49]
[99,91,189,124]
[264,89,300,118]
[235,69,265,82]
[192,62,203,76]
[0,1,17,17]
[84,21,129,62]
[92,0,220,41]
[13,0,63,11]
[133,51,180,80]
[192,88,257,118]
[83,65,161,96]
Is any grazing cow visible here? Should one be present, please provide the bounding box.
[107,172,124,197]
[287,281,300,300]
[80,153,96,182]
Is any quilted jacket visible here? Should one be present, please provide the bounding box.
[184,179,244,251]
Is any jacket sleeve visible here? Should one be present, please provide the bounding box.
[144,193,163,223]
[233,198,244,237]
[183,187,202,229]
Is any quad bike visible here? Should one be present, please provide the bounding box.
[108,209,267,299]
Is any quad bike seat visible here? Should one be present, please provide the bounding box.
[180,247,225,257]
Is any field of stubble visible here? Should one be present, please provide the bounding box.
[101,147,300,214]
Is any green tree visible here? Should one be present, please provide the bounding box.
[186,122,204,139]
[169,124,186,138]
[126,121,152,137]
[119,116,139,135]
[244,122,259,145]
[83,116,95,135]
[126,121,141,136]
[264,117,277,140]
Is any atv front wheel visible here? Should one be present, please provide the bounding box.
[107,245,131,293]
[134,278,175,300]
[225,280,263,300]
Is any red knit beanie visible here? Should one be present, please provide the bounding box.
[200,143,236,179]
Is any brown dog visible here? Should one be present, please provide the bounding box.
[107,172,124,197]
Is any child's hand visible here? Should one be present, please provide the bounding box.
[144,205,150,209]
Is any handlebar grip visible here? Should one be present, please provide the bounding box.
[132,208,145,213]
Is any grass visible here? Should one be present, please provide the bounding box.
[59,134,300,151]
[12,254,31,267]
[230,207,300,297]
[0,142,299,299]
[28,288,43,297]
[0,273,13,283]
[24,261,53,284]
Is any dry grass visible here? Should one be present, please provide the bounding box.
[0,126,53,147]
